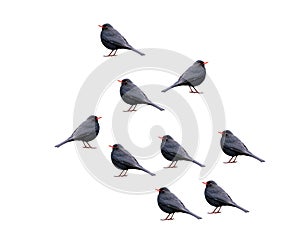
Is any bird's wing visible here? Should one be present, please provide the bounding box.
[225,135,250,154]
[209,186,234,205]
[104,28,131,48]
[164,140,191,160]
[115,149,140,168]
[123,86,150,104]
[178,64,205,84]
[164,192,186,211]
[72,120,94,140]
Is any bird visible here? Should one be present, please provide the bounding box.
[219,130,265,163]
[156,187,202,220]
[203,180,249,214]
[55,115,101,148]
[118,78,164,112]
[159,135,205,168]
[161,60,207,93]
[98,23,145,57]
[109,144,155,177]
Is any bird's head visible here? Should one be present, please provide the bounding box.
[155,187,169,193]
[158,135,173,141]
[109,144,120,149]
[87,115,102,121]
[98,23,112,29]
[202,180,217,187]
[117,78,132,85]
[218,130,233,137]
[195,60,208,67]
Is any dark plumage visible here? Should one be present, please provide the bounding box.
[162,60,207,93]
[156,187,202,220]
[203,180,249,214]
[219,130,265,163]
[55,115,101,148]
[119,78,164,112]
[99,23,145,56]
[159,135,205,168]
[109,144,155,177]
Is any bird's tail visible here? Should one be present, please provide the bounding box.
[148,102,165,111]
[185,210,202,219]
[130,48,145,56]
[161,84,176,93]
[247,152,265,162]
[191,160,206,167]
[55,138,74,148]
[233,204,249,213]
[139,166,156,176]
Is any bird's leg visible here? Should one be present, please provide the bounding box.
[161,213,171,221]
[114,170,125,177]
[208,207,221,214]
[172,161,178,168]
[123,105,133,112]
[121,170,128,177]
[104,50,115,57]
[215,206,222,213]
[161,213,175,221]
[164,161,177,168]
[231,156,237,163]
[82,141,89,148]
[168,212,175,220]
[131,105,137,111]
[86,142,96,149]
[224,156,237,164]
[110,49,118,56]
[189,86,203,94]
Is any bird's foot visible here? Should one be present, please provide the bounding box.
[103,54,117,57]
[208,211,221,214]
[160,218,174,221]
[114,174,128,177]
[123,110,137,112]
[189,90,203,94]
[223,160,237,164]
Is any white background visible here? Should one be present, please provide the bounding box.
[0,0,299,239]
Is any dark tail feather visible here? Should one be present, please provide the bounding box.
[185,210,202,219]
[139,167,156,176]
[148,102,165,111]
[234,204,249,213]
[130,48,145,56]
[191,160,206,167]
[55,138,74,148]
[162,84,176,93]
[247,152,265,162]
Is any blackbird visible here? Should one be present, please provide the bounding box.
[55,115,101,148]
[156,187,202,220]
[109,144,155,177]
[203,180,249,214]
[99,23,145,56]
[159,135,205,168]
[219,130,265,163]
[119,79,164,112]
[162,60,207,93]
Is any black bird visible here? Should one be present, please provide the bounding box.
[119,78,164,112]
[98,23,145,57]
[55,115,101,148]
[219,130,265,163]
[162,60,207,93]
[203,180,249,214]
[109,144,155,177]
[159,135,205,168]
[156,187,202,220]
